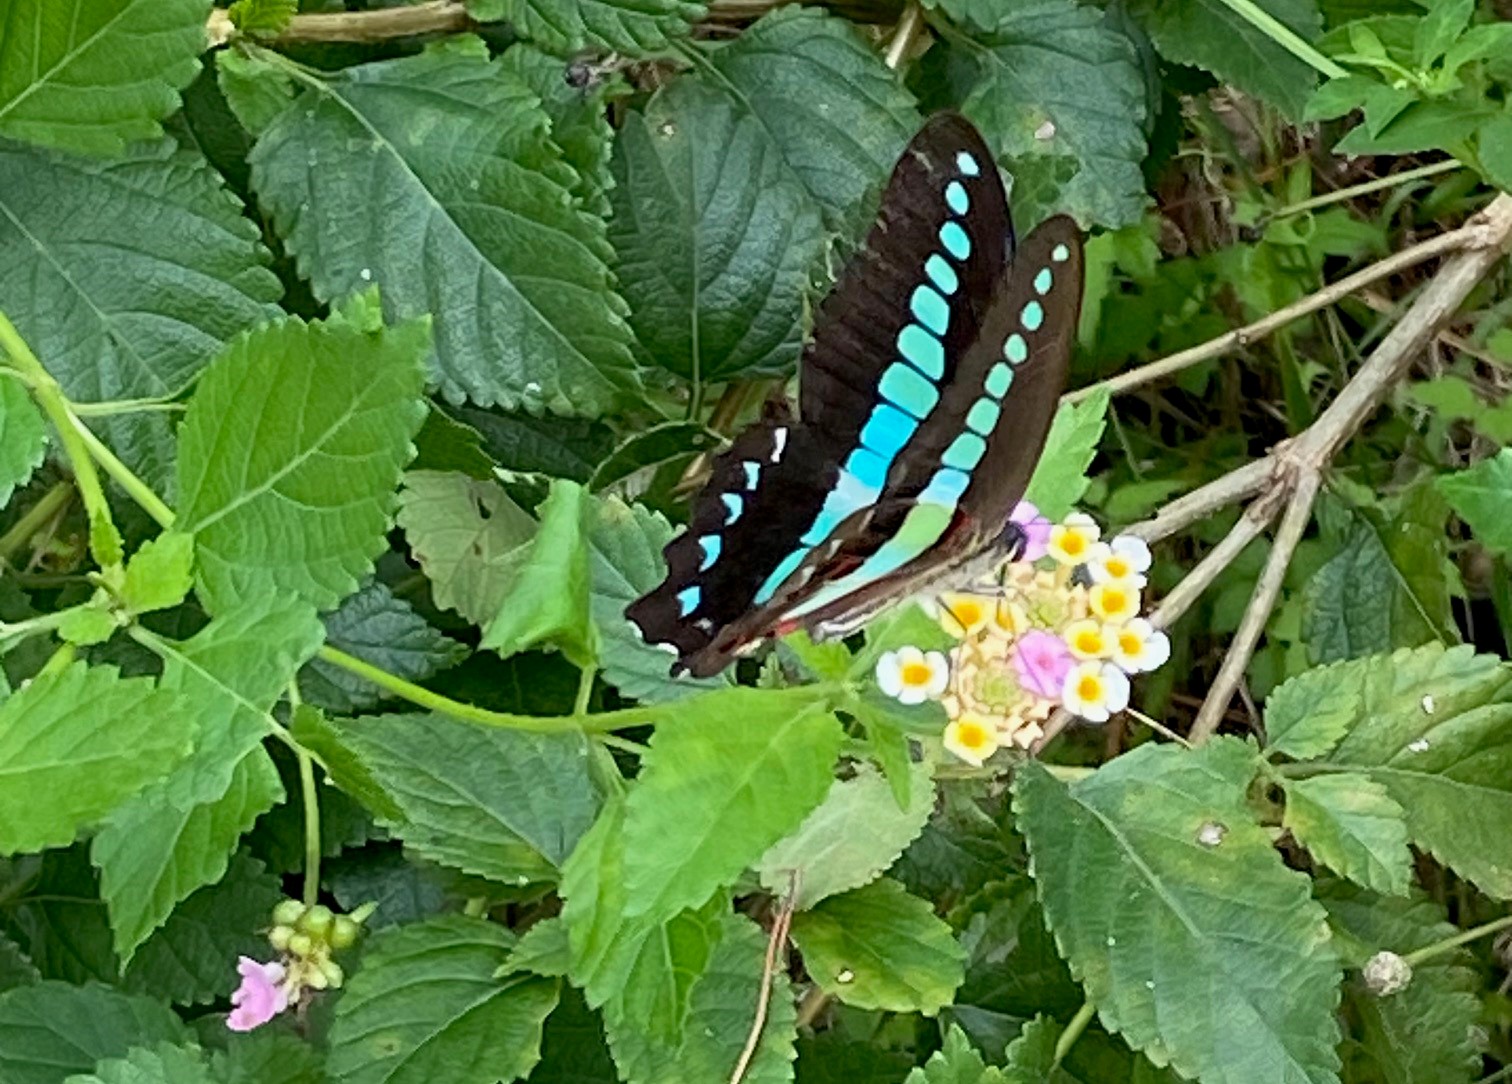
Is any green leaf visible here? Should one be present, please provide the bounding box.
[58,608,118,647]
[530,987,618,1084]
[482,479,599,668]
[1281,774,1412,896]
[0,934,39,992]
[1127,0,1324,119]
[212,1031,325,1084]
[0,380,46,506]
[609,80,824,384]
[588,421,724,494]
[604,912,797,1084]
[598,900,724,1062]
[1318,883,1480,1084]
[122,853,283,1006]
[755,761,934,909]
[64,1042,215,1084]
[1014,739,1343,1084]
[93,748,283,964]
[469,0,700,56]
[621,689,844,924]
[498,44,615,215]
[398,471,539,626]
[0,981,188,1084]
[176,294,430,614]
[504,917,571,978]
[122,532,196,615]
[958,1,1149,229]
[700,6,920,223]
[326,712,601,885]
[0,663,195,854]
[904,1025,1007,1084]
[300,582,467,713]
[327,915,560,1084]
[1476,114,1512,193]
[587,493,730,701]
[247,40,638,415]
[227,0,297,36]
[1437,448,1512,558]
[1312,643,1512,898]
[1263,657,1366,760]
[790,877,965,1015]
[0,0,210,155]
[1023,388,1110,520]
[0,145,281,407]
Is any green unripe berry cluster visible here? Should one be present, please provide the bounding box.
[265,898,372,979]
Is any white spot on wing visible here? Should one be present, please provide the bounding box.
[770,427,788,464]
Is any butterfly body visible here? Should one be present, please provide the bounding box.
[627,112,1084,678]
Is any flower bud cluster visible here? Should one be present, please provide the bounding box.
[874,501,1171,767]
[226,899,374,1032]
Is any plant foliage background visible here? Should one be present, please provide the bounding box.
[1,0,1512,1082]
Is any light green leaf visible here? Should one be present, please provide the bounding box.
[482,479,598,668]
[92,748,283,964]
[790,877,964,1015]
[0,380,46,506]
[599,899,724,1063]
[325,712,601,885]
[468,0,701,56]
[64,1041,214,1084]
[756,761,935,909]
[904,1024,1007,1084]
[0,145,281,406]
[1263,657,1366,760]
[122,853,283,1006]
[247,40,638,415]
[504,917,571,978]
[0,0,210,155]
[1476,114,1512,193]
[289,704,403,823]
[58,608,118,647]
[398,471,538,626]
[227,0,297,36]
[1437,448,1512,558]
[0,981,188,1084]
[621,689,844,924]
[1023,388,1109,520]
[1126,0,1323,119]
[176,294,430,614]
[959,1,1148,228]
[300,581,468,713]
[0,663,195,854]
[700,6,919,222]
[604,912,797,1084]
[1281,773,1412,896]
[588,493,730,701]
[327,915,560,1084]
[1014,738,1343,1084]
[609,80,824,383]
[215,49,295,138]
[122,532,196,615]
[1319,883,1481,1084]
[1313,643,1512,898]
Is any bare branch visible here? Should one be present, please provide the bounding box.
[731,876,798,1084]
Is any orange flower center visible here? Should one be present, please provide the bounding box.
[1075,630,1102,654]
[1077,675,1102,700]
[1103,589,1128,615]
[1106,556,1130,578]
[950,601,983,629]
[1062,534,1086,556]
[1119,631,1142,655]
[901,662,933,686]
[958,722,991,749]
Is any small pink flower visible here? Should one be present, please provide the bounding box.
[1010,501,1052,563]
[227,956,290,1032]
[1013,630,1074,699]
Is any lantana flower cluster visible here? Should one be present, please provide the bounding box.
[226,899,373,1031]
[875,502,1170,767]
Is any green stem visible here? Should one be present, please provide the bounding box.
[65,412,175,528]
[463,896,488,918]
[0,483,73,567]
[1052,1001,1096,1067]
[318,644,674,733]
[1403,913,1512,967]
[288,680,322,908]
[0,607,80,644]
[38,641,77,677]
[574,665,596,717]
[70,397,186,417]
[1268,160,1462,221]
[599,733,648,755]
[0,312,120,569]
[1477,1064,1512,1084]
[1211,0,1347,79]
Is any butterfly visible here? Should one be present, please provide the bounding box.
[627,111,1084,678]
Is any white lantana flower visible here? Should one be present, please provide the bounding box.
[1047,512,1101,566]
[1060,660,1131,723]
[875,646,950,706]
[1063,618,1116,661]
[1089,535,1152,588]
[1110,617,1172,674]
[943,713,1002,767]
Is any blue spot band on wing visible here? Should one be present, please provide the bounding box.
[698,535,721,571]
[940,221,970,261]
[898,325,944,378]
[677,585,700,615]
[722,493,743,523]
[879,363,941,419]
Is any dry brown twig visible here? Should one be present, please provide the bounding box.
[1036,191,1512,752]
[730,873,799,1084]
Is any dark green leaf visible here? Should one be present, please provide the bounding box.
[498,44,616,215]
[588,422,724,494]
[468,0,701,56]
[904,1025,1006,1084]
[0,981,188,1084]
[65,1041,215,1084]
[248,40,638,415]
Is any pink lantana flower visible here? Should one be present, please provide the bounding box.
[1010,501,1053,563]
[227,956,290,1032]
[1012,629,1074,699]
